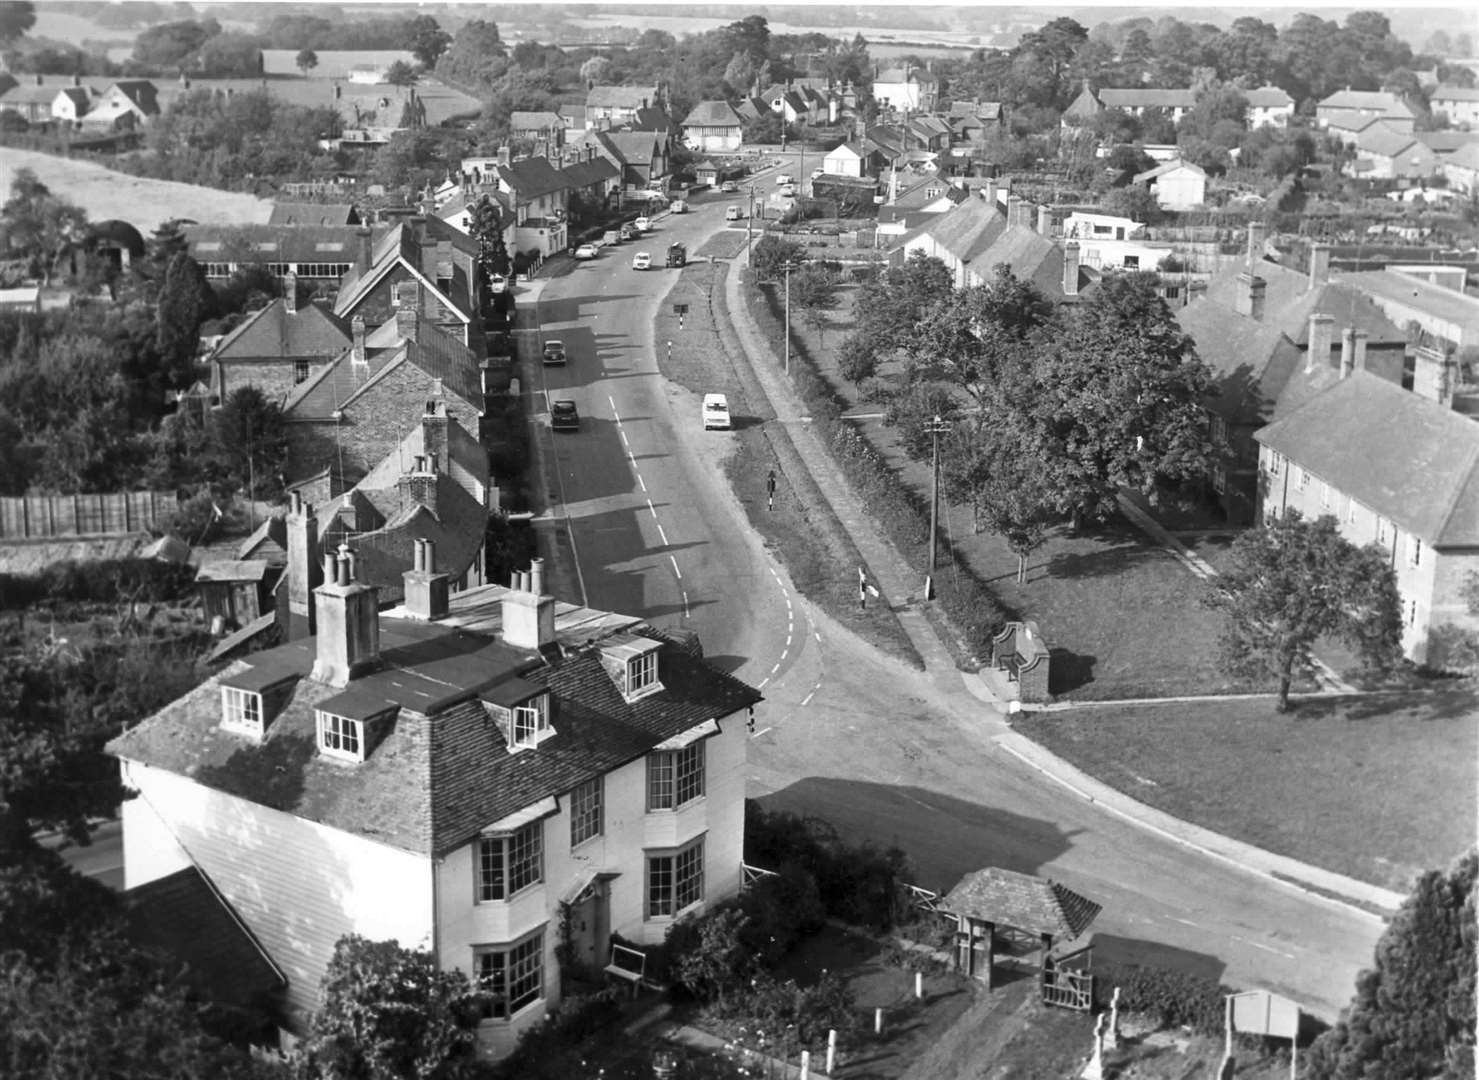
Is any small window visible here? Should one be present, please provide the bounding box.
[1410,535,1422,568]
[570,776,603,848]
[1212,465,1226,494]
[1268,451,1282,476]
[1295,466,1309,491]
[317,711,362,761]
[1123,255,1140,269]
[475,930,544,1019]
[1346,496,1358,524]
[1377,517,1392,548]
[647,836,705,919]
[293,359,311,384]
[477,821,543,902]
[647,741,705,811]
[1408,597,1418,627]
[509,692,551,750]
[1320,481,1331,508]
[628,651,658,696]
[221,686,263,735]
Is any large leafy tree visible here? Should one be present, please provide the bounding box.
[1204,511,1404,711]
[1003,272,1212,524]
[406,15,450,69]
[0,0,36,43]
[131,17,218,69]
[212,386,287,499]
[156,252,213,387]
[0,168,88,285]
[750,234,807,285]
[853,250,953,364]
[302,936,487,1080]
[1305,851,1476,1080]
[789,264,838,343]
[1014,16,1088,108]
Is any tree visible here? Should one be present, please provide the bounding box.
[853,249,953,360]
[751,234,806,285]
[944,423,1056,584]
[1006,273,1212,525]
[384,60,418,87]
[296,47,318,76]
[837,333,878,389]
[670,908,757,1006]
[1305,851,1476,1079]
[0,168,88,285]
[302,936,486,1080]
[1015,16,1088,107]
[156,252,212,387]
[406,15,450,69]
[131,18,215,69]
[1100,183,1163,225]
[790,264,838,343]
[212,387,287,499]
[1204,511,1403,711]
[0,0,36,42]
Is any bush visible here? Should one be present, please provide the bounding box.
[1093,963,1230,1036]
[739,863,825,965]
[491,987,624,1079]
[167,490,227,545]
[0,558,196,610]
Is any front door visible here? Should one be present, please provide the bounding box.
[568,880,610,979]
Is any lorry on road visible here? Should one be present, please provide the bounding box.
[666,242,687,268]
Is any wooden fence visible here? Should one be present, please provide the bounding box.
[0,492,177,540]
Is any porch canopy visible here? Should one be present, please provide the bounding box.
[940,867,1101,989]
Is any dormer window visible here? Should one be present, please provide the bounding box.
[218,665,298,739]
[317,711,362,761]
[221,687,263,735]
[480,677,555,751]
[600,633,663,702]
[629,650,657,695]
[512,694,551,748]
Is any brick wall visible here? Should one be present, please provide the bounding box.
[218,359,323,404]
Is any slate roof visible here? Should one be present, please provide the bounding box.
[332,218,478,322]
[497,156,571,200]
[269,202,359,226]
[1244,86,1294,108]
[942,868,1101,940]
[1434,85,1479,103]
[600,130,663,166]
[561,156,619,189]
[55,86,91,111]
[587,85,657,110]
[1318,89,1415,118]
[560,104,589,127]
[1134,159,1206,183]
[185,223,371,266]
[1099,87,1196,110]
[510,110,564,130]
[1415,130,1479,155]
[238,515,288,563]
[283,317,481,421]
[111,80,160,115]
[895,197,1079,300]
[109,592,763,857]
[212,297,351,364]
[734,96,768,122]
[1447,142,1479,172]
[1357,123,1420,157]
[1341,269,1479,329]
[682,100,743,128]
[1256,372,1479,547]
[126,866,285,1007]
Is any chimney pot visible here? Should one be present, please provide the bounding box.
[1306,314,1335,374]
[424,539,436,574]
[351,316,367,364]
[1235,273,1267,320]
[1353,330,1369,372]
[1340,327,1356,377]
[531,557,545,596]
[322,551,338,584]
[1037,204,1051,236]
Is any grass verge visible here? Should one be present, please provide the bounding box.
[1013,692,1477,892]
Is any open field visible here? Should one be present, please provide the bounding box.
[1014,692,1478,893]
[0,148,273,233]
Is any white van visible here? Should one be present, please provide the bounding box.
[702,393,731,430]
[725,206,743,221]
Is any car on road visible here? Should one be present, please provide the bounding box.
[702,393,731,430]
[670,198,687,213]
[550,400,579,431]
[574,243,600,260]
[775,174,795,186]
[632,252,652,270]
[634,216,652,232]
[619,223,639,242]
[725,205,743,221]
[811,167,825,179]
[542,340,566,366]
[721,180,739,193]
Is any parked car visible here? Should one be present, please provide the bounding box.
[634,216,652,232]
[721,180,739,194]
[542,340,566,366]
[551,399,579,431]
[620,223,639,242]
[775,174,795,186]
[603,230,620,246]
[632,252,652,270]
[666,242,687,268]
[702,393,731,430]
[811,167,825,179]
[725,206,743,221]
[670,198,688,213]
[574,243,600,260]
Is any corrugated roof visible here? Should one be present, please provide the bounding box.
[1256,372,1479,546]
[942,868,1101,940]
[109,597,763,857]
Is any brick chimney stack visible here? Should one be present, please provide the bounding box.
[402,538,450,621]
[1246,221,1267,269]
[1305,313,1335,373]
[283,270,298,314]
[1412,344,1456,407]
[355,225,373,271]
[397,453,438,515]
[1353,330,1368,372]
[311,545,381,687]
[1235,273,1266,320]
[285,491,320,640]
[501,560,556,651]
[1308,243,1331,290]
[1037,204,1052,236]
[1340,327,1356,377]
[351,316,366,366]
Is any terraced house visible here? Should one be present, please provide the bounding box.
[110,553,762,1058]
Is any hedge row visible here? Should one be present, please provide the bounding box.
[1092,963,1230,1037]
[0,558,197,611]
[744,271,1013,662]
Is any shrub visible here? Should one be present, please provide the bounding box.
[739,862,825,965]
[167,490,227,545]
[1093,963,1229,1036]
[668,907,757,1006]
[491,987,624,1079]
[0,558,196,610]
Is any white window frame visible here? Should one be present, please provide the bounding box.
[569,776,603,848]
[1408,597,1418,627]
[316,710,363,762]
[1295,465,1309,491]
[628,650,658,697]
[646,741,705,811]
[646,836,705,919]
[1409,535,1422,568]
[1376,516,1392,548]
[220,686,263,735]
[476,821,543,902]
[1320,480,1331,508]
[1346,496,1359,524]
[508,692,551,750]
[474,929,545,1020]
[1268,450,1282,476]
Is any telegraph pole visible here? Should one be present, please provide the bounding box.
[746,185,755,266]
[783,263,791,376]
[926,414,952,599]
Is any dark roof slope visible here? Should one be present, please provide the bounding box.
[942,867,1101,940]
[1255,372,1479,547]
[213,298,351,363]
[497,156,571,200]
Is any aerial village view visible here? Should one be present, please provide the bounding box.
[0,0,1475,1076]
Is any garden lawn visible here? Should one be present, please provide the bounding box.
[1013,692,1478,892]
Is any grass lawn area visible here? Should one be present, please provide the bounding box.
[1014,692,1478,892]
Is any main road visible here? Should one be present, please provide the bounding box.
[527,176,1383,1019]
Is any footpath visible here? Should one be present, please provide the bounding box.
[714,254,1405,921]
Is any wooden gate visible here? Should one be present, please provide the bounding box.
[1041,967,1094,1011]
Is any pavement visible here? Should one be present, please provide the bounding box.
[714,248,1407,921]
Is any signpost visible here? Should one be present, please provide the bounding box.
[1225,989,1301,1079]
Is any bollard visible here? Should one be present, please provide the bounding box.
[915,971,924,1000]
[826,1029,837,1075]
[800,1049,810,1080]
[874,1007,883,1034]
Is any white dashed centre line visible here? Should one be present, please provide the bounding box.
[657,524,669,546]
[646,498,658,518]
[669,555,682,579]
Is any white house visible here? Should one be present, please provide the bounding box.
[1244,86,1294,128]
[680,100,744,153]
[109,548,763,1059]
[1097,87,1197,123]
[1133,159,1206,210]
[823,141,869,178]
[1431,85,1479,128]
[1062,212,1144,242]
[1444,141,1479,195]
[871,68,938,113]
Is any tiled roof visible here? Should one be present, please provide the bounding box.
[126,866,285,1007]
[510,110,564,130]
[734,96,768,122]
[55,86,91,109]
[1134,159,1206,183]
[1414,130,1479,154]
[942,868,1101,940]
[623,106,675,133]
[111,80,159,114]
[587,85,657,109]
[561,156,620,189]
[269,202,358,226]
[1244,86,1294,108]
[560,104,589,126]
[682,100,743,128]
[895,198,1076,299]
[1256,372,1479,546]
[497,156,571,199]
[109,594,763,857]
[185,223,372,266]
[1447,142,1479,171]
[1318,89,1414,118]
[1099,87,1196,109]
[600,130,663,165]
[1342,269,1479,329]
[1357,123,1419,157]
[212,298,351,364]
[332,219,477,323]
[1434,85,1479,103]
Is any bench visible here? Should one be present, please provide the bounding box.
[603,943,647,997]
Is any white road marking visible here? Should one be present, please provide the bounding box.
[785,633,792,647]
[898,792,938,812]
[770,663,780,674]
[751,726,773,738]
[657,524,669,545]
[608,397,619,419]
[620,430,630,447]
[681,590,689,616]
[779,649,788,661]
[758,677,769,688]
[637,473,647,492]
[646,498,657,517]
[800,692,814,707]
[814,631,822,642]
[669,555,681,578]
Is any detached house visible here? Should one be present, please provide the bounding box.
[1244,86,1294,129]
[1255,370,1479,666]
[680,101,744,153]
[946,100,1005,143]
[109,549,763,1058]
[871,67,938,113]
[487,156,571,257]
[332,218,481,346]
[1133,159,1206,210]
[585,85,660,128]
[211,276,352,404]
[1432,85,1479,128]
[1352,123,1441,179]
